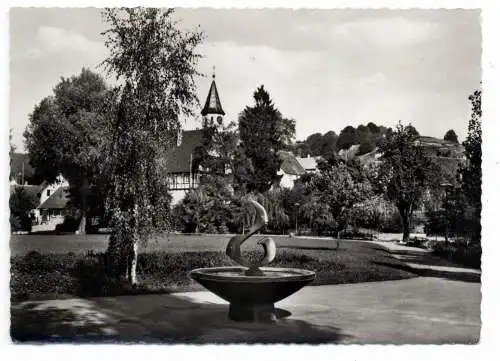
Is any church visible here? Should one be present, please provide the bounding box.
[165,71,320,205]
[165,71,226,204]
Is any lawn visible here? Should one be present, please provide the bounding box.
[11,233,349,256]
[10,235,417,302]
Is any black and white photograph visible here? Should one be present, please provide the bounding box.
[3,2,494,353]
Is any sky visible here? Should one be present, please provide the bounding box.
[9,7,481,152]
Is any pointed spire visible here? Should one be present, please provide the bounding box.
[201,66,225,116]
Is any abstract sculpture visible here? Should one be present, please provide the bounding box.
[190,199,315,322]
[225,199,277,276]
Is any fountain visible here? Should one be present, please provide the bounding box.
[190,199,316,322]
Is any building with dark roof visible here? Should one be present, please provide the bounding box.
[164,129,204,191]
[276,151,306,189]
[38,186,70,211]
[166,71,226,203]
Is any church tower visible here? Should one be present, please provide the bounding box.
[201,68,225,128]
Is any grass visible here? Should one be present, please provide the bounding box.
[10,233,378,256]
[10,240,417,302]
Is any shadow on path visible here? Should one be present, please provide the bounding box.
[11,294,350,344]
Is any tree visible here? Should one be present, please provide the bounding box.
[258,189,290,234]
[357,131,375,155]
[311,161,372,238]
[238,85,296,193]
[100,8,203,284]
[377,122,438,242]
[10,187,39,232]
[460,88,482,242]
[24,68,112,234]
[444,129,459,143]
[336,126,358,151]
[193,119,238,180]
[321,131,338,159]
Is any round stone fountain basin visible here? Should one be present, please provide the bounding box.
[189,266,316,322]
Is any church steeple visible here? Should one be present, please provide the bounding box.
[201,67,225,126]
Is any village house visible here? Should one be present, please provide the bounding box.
[10,153,70,229]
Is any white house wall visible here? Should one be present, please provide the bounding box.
[39,175,69,206]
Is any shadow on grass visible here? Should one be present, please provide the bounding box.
[11,294,350,344]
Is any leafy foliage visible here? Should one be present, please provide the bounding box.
[336,126,358,151]
[173,175,243,234]
[377,122,438,242]
[459,88,482,243]
[306,161,373,236]
[294,131,338,158]
[100,8,204,283]
[24,68,112,233]
[238,85,296,193]
[10,187,39,232]
[444,129,459,143]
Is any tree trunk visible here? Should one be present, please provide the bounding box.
[127,235,138,285]
[77,213,86,235]
[127,204,139,285]
[76,177,89,235]
[401,215,410,243]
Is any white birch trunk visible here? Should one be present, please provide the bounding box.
[128,203,139,285]
[129,238,138,285]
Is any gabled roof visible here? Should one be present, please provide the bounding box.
[164,130,204,173]
[201,78,225,116]
[278,151,305,176]
[296,156,318,171]
[38,187,69,209]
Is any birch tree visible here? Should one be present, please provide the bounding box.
[100,8,203,284]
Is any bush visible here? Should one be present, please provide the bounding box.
[379,211,403,233]
[341,229,374,240]
[10,187,38,233]
[405,237,428,249]
[431,241,481,269]
[10,252,77,301]
[15,251,75,273]
[55,215,81,233]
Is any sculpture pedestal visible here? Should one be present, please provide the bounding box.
[229,303,277,322]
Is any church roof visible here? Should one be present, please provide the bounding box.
[201,76,225,116]
[164,130,204,174]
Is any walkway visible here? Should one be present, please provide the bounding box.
[10,241,481,344]
[370,241,481,282]
[10,277,480,344]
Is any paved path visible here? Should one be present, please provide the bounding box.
[370,241,481,281]
[10,241,481,344]
[11,276,480,344]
